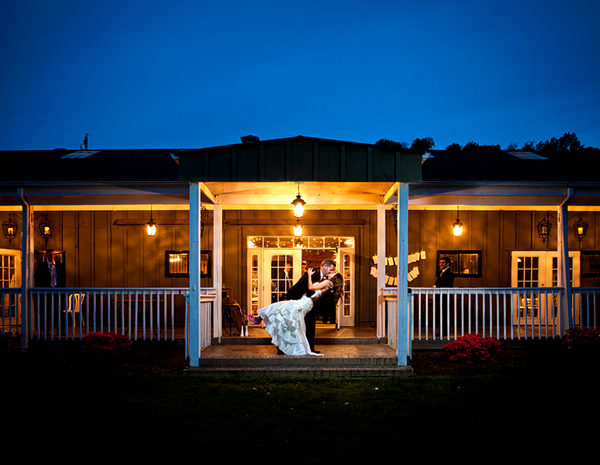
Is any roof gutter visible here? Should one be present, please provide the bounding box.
[560,187,574,207]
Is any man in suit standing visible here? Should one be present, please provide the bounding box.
[35,249,66,333]
[35,249,66,288]
[433,256,454,338]
[285,259,335,354]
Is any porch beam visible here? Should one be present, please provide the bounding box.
[396,183,410,366]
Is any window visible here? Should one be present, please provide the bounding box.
[437,250,482,277]
[582,252,600,277]
[165,250,212,278]
[166,251,189,277]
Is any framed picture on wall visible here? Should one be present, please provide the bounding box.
[34,250,65,268]
[165,250,212,278]
[201,250,212,278]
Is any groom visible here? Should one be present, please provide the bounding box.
[285,259,335,353]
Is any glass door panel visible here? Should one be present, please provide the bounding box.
[263,250,301,306]
[512,251,579,326]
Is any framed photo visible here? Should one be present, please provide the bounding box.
[201,250,212,278]
[165,250,212,278]
[437,250,482,277]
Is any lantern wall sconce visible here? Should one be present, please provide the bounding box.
[39,213,54,245]
[146,206,157,236]
[573,214,589,248]
[2,213,19,244]
[452,207,464,237]
[537,214,552,244]
[293,219,303,237]
[291,184,306,218]
[536,212,590,249]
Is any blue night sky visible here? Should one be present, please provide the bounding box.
[1,0,599,151]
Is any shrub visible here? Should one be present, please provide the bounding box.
[1,331,23,357]
[444,334,501,364]
[81,332,132,358]
[561,327,600,355]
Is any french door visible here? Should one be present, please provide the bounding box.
[511,251,580,325]
[263,250,302,306]
[247,240,355,327]
[0,248,21,326]
[338,247,355,327]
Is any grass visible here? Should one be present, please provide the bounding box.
[8,367,597,462]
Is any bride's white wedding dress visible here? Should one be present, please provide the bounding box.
[257,291,324,356]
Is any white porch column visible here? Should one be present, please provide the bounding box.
[189,182,201,366]
[396,183,409,365]
[19,189,34,348]
[557,196,573,333]
[377,204,386,339]
[213,204,223,341]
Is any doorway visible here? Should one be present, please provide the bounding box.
[511,251,580,326]
[0,248,21,328]
[247,236,355,327]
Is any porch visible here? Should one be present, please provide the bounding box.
[4,286,597,345]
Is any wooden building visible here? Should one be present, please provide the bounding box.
[1,136,599,366]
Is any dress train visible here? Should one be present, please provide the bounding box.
[257,291,324,356]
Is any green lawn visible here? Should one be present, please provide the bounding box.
[8,369,597,462]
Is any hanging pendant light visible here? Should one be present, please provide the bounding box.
[293,219,303,237]
[146,206,157,236]
[291,184,306,218]
[452,207,464,237]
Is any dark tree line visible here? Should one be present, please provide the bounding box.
[376,132,599,157]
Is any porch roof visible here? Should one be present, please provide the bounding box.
[1,136,598,209]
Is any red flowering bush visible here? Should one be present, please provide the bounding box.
[444,334,502,364]
[81,332,132,358]
[1,331,23,357]
[561,327,600,355]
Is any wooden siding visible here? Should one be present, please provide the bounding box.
[2,208,598,327]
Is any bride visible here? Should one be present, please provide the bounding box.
[249,268,344,356]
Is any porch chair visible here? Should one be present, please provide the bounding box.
[222,287,244,336]
[66,293,86,327]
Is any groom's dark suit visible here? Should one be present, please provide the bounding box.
[284,271,323,352]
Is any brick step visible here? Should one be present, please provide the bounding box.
[184,365,414,378]
[217,336,382,345]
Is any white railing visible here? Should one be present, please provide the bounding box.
[1,287,217,350]
[384,287,600,342]
[1,288,22,335]
[184,292,216,361]
[571,288,600,329]
[28,288,190,341]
